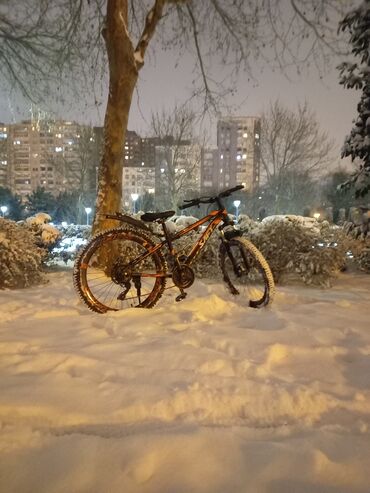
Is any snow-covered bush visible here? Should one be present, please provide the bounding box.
[25,213,62,250]
[237,214,257,232]
[174,215,198,229]
[247,216,352,287]
[0,218,46,289]
[356,246,370,272]
[48,224,91,265]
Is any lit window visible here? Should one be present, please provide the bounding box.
[55,146,63,152]
[242,154,247,160]
[14,140,21,145]
[220,154,224,159]
[125,155,129,160]
[55,133,62,138]
[255,133,260,139]
[243,132,248,138]
[220,168,223,173]
[236,155,241,161]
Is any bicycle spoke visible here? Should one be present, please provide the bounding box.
[74,228,167,312]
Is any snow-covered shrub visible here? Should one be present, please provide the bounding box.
[237,214,257,232]
[0,218,46,289]
[174,215,198,229]
[356,246,370,272]
[247,216,350,286]
[48,224,91,265]
[25,213,61,250]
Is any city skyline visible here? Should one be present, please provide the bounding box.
[0,47,359,165]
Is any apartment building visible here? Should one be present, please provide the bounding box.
[213,116,261,193]
[122,166,155,211]
[200,148,219,194]
[5,118,99,201]
[0,123,8,188]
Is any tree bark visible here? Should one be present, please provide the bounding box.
[93,0,138,235]
[92,0,167,235]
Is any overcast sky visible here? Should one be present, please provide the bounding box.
[0,44,358,168]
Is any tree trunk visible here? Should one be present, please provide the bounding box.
[92,0,138,235]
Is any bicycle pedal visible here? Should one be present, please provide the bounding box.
[175,292,187,302]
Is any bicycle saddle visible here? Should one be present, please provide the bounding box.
[141,211,175,222]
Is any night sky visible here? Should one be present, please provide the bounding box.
[0,42,358,163]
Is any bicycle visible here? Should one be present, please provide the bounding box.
[73,185,275,313]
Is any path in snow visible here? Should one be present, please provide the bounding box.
[0,270,369,492]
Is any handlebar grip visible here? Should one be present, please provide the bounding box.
[232,184,244,192]
[218,184,244,198]
[178,198,202,210]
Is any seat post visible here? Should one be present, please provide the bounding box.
[160,220,174,251]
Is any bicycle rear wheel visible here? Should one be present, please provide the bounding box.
[73,228,167,313]
[219,237,274,308]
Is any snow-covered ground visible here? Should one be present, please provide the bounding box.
[0,269,370,493]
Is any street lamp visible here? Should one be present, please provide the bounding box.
[233,200,241,221]
[131,193,139,213]
[313,212,321,220]
[85,207,92,225]
[0,205,8,217]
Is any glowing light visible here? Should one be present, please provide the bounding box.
[131,193,139,213]
[233,200,241,221]
[85,207,92,226]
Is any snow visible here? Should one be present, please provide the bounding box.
[1,269,370,492]
[134,50,144,65]
[25,212,52,226]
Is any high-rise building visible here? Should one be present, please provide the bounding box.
[0,123,8,188]
[122,166,155,211]
[207,116,261,193]
[6,118,99,201]
[200,148,219,194]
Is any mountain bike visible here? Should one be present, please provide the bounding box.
[73,185,275,313]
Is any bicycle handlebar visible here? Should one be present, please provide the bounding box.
[178,184,244,210]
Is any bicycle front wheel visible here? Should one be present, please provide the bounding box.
[73,228,167,313]
[219,237,274,308]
